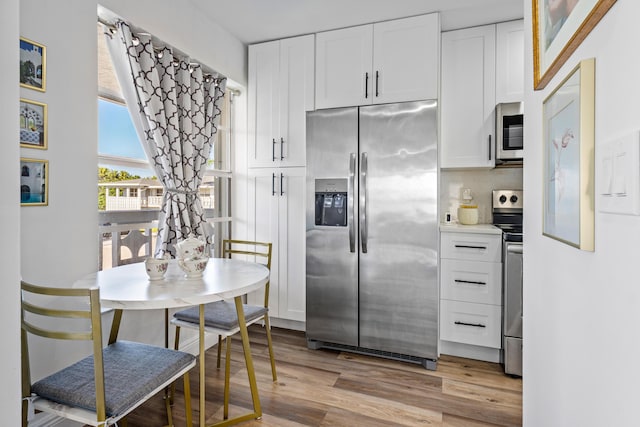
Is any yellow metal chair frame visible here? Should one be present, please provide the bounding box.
[21,281,194,427]
[173,239,276,420]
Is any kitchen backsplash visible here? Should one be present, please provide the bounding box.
[440,167,523,224]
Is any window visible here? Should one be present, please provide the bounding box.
[97,21,233,263]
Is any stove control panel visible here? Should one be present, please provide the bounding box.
[492,190,523,212]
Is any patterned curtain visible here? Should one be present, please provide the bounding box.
[104,22,226,257]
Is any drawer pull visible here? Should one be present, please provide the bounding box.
[455,245,487,250]
[455,321,486,328]
[454,279,486,285]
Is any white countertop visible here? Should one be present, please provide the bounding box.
[439,223,503,235]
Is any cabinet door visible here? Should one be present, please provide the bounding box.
[441,25,496,169]
[247,168,280,315]
[247,167,306,322]
[279,35,314,167]
[276,168,306,321]
[373,13,439,104]
[248,41,280,168]
[315,25,373,109]
[496,20,524,103]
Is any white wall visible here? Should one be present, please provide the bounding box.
[0,0,23,424]
[523,2,640,426]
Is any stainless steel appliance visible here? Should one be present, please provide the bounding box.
[492,190,523,377]
[305,101,439,370]
[496,102,524,164]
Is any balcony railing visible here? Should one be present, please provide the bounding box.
[104,195,215,211]
[99,209,231,270]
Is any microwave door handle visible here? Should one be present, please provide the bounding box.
[348,153,356,253]
[488,134,492,161]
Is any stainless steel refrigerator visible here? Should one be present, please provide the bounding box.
[305,100,439,369]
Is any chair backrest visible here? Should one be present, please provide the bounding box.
[20,281,108,424]
[222,239,272,307]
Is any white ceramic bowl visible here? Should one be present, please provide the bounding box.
[178,257,209,278]
[145,257,169,281]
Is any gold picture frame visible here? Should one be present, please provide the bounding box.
[542,58,594,250]
[533,0,616,90]
[20,158,49,206]
[19,98,47,149]
[20,37,46,92]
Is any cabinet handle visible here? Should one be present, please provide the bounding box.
[375,70,379,97]
[454,279,486,285]
[488,134,492,161]
[455,321,486,328]
[280,137,284,160]
[272,138,277,162]
[271,173,276,196]
[454,245,487,250]
[365,72,369,99]
[280,173,284,196]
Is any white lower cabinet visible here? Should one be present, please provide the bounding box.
[440,300,502,348]
[440,228,503,359]
[247,167,306,322]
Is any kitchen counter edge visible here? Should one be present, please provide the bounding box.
[439,223,502,235]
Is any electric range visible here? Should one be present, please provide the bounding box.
[492,189,523,377]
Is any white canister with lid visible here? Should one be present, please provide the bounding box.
[458,204,479,225]
[458,188,478,225]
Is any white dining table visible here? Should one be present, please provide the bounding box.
[74,258,270,427]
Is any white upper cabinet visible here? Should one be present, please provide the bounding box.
[496,20,524,103]
[315,13,439,109]
[315,25,373,109]
[440,24,496,169]
[248,34,314,168]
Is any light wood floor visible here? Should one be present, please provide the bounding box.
[123,326,522,426]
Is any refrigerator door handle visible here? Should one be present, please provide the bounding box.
[348,153,356,253]
[360,152,368,254]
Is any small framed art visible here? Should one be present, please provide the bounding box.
[533,0,616,90]
[542,58,595,250]
[20,37,46,92]
[20,158,48,206]
[19,98,47,149]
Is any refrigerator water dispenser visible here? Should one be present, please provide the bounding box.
[314,179,347,226]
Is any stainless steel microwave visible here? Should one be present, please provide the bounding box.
[496,102,523,163]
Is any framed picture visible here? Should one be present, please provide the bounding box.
[20,158,48,206]
[20,37,46,92]
[19,99,47,149]
[533,0,616,90]
[542,58,595,250]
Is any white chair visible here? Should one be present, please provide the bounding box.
[171,239,276,419]
[20,280,195,427]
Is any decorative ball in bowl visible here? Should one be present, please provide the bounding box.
[178,257,209,278]
[145,257,169,281]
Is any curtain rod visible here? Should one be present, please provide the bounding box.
[97,16,226,84]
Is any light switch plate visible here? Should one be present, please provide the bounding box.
[598,131,640,215]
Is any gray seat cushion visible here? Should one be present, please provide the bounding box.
[173,301,267,330]
[31,341,195,417]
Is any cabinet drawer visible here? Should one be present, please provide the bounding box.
[440,300,501,348]
[441,232,501,262]
[441,259,502,305]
